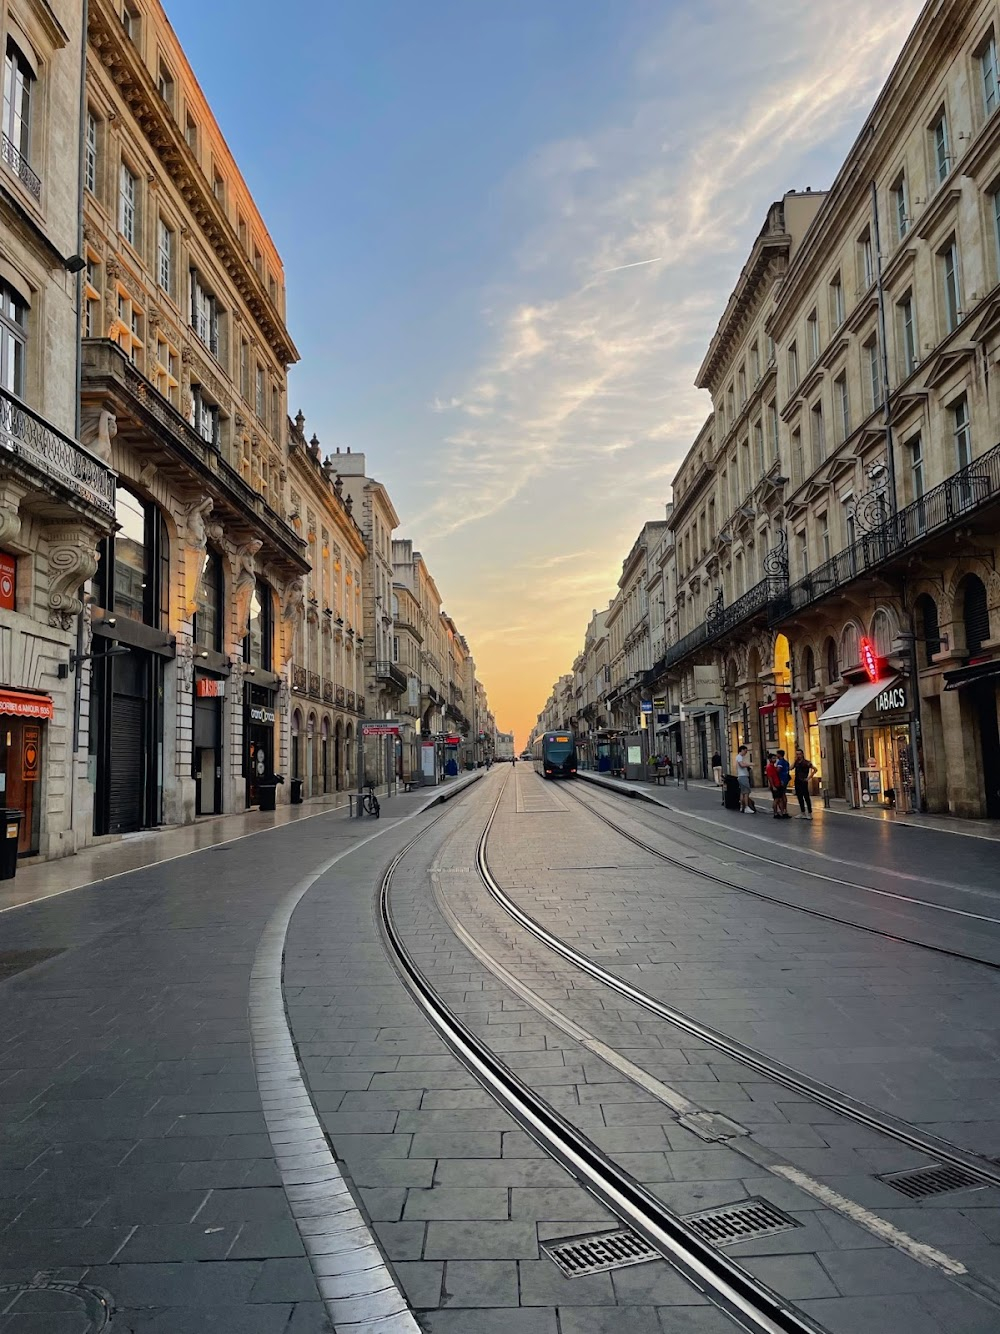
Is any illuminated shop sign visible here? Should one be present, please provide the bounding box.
[859,636,880,682]
[875,684,907,713]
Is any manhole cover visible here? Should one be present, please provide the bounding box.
[0,948,65,981]
[685,1197,801,1246]
[543,1228,658,1277]
[878,1163,989,1199]
[0,1275,113,1331]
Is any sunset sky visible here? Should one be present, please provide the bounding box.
[167,0,922,748]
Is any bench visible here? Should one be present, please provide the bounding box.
[650,771,672,785]
[402,777,418,793]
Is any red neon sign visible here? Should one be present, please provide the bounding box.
[859,636,879,682]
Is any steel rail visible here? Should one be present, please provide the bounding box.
[566,781,1000,971]
[377,800,828,1334]
[477,774,1000,1191]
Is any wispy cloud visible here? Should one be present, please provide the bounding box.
[413,0,922,734]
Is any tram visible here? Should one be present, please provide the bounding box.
[531,730,578,779]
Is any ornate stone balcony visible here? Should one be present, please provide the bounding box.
[0,386,115,522]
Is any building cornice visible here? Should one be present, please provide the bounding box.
[88,0,299,367]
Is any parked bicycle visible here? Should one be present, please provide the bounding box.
[361,785,380,818]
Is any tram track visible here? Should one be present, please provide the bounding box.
[376,795,829,1334]
[566,778,1000,971]
[473,772,1000,1194]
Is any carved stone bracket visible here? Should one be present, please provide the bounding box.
[44,524,101,630]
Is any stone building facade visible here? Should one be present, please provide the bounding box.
[81,0,306,833]
[285,415,368,796]
[0,0,116,859]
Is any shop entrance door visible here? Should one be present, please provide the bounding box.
[109,696,144,833]
[973,682,1000,817]
[1,720,40,854]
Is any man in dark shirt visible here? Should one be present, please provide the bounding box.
[793,748,816,819]
[775,749,791,818]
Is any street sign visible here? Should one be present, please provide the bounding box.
[362,721,401,736]
[640,700,653,713]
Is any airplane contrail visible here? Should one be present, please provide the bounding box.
[599,256,665,274]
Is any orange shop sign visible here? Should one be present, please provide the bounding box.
[0,690,53,720]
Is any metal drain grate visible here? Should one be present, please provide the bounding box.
[685,1198,801,1247]
[543,1228,658,1277]
[878,1163,988,1199]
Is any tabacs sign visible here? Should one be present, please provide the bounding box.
[875,684,907,714]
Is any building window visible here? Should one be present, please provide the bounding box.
[0,280,28,395]
[270,385,279,431]
[981,32,999,118]
[953,395,972,469]
[119,162,137,246]
[191,384,220,447]
[157,60,174,108]
[834,373,849,441]
[121,3,140,40]
[754,420,765,475]
[750,341,760,383]
[194,548,224,652]
[768,402,779,457]
[738,366,747,406]
[85,111,98,194]
[153,335,179,405]
[787,341,799,391]
[255,366,265,420]
[97,486,169,629]
[830,272,844,329]
[239,338,249,399]
[3,38,34,177]
[114,287,143,366]
[791,427,803,486]
[253,247,263,278]
[797,530,809,577]
[859,228,874,289]
[864,336,882,412]
[212,170,225,204]
[898,291,917,376]
[941,237,961,332]
[819,512,831,564]
[891,172,909,241]
[238,216,248,250]
[392,636,399,663]
[245,578,273,670]
[185,113,198,151]
[810,401,826,467]
[932,110,950,184]
[83,257,100,339]
[807,310,819,363]
[157,219,173,293]
[190,269,219,356]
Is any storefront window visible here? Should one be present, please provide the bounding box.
[98,485,168,627]
[194,547,223,651]
[245,577,273,670]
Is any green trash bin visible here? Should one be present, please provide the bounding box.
[0,809,22,879]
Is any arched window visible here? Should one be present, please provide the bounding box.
[803,646,816,689]
[870,607,893,657]
[194,547,224,652]
[96,484,169,628]
[840,622,859,670]
[825,637,839,687]
[245,578,273,670]
[963,575,990,657]
[914,594,940,668]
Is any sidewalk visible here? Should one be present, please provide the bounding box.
[0,776,470,915]
[580,770,1000,842]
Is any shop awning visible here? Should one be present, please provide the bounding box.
[0,689,54,720]
[817,677,900,728]
[944,660,1000,691]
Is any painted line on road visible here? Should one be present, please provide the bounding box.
[247,773,482,1333]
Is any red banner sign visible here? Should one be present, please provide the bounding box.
[196,678,225,698]
[362,722,400,736]
[0,552,15,611]
[0,690,53,720]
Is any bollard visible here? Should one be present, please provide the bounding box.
[822,787,831,809]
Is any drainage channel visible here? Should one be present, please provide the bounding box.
[379,822,828,1334]
[478,776,1000,1195]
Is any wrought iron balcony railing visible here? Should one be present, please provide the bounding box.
[771,439,1000,624]
[0,386,115,519]
[373,659,407,692]
[2,132,41,201]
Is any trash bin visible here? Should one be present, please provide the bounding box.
[258,784,277,812]
[290,778,304,805]
[0,809,22,879]
[722,775,741,811]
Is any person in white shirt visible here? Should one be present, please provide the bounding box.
[735,745,756,813]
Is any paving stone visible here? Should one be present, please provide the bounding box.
[440,1258,519,1307]
[392,1259,444,1308]
[409,1132,501,1159]
[518,1257,615,1305]
[248,1258,323,1303]
[421,1311,558,1332]
[741,1253,839,1299]
[557,1309,664,1334]
[424,1221,539,1259]
[404,1188,509,1220]
[814,1246,956,1296]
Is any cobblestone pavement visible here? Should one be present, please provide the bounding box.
[4,764,1000,1333]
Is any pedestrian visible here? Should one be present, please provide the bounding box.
[711,749,723,786]
[765,752,782,818]
[793,748,815,818]
[735,745,756,813]
[775,749,791,818]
